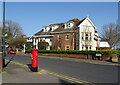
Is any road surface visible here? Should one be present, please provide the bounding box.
[5,54,119,84]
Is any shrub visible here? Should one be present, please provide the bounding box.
[25,50,120,55]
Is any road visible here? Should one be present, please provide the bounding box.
[5,54,119,84]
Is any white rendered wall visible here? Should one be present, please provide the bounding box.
[52,25,59,31]
[43,26,50,32]
[78,18,97,50]
[45,38,52,50]
[99,42,110,47]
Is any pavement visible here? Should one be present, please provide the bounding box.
[0,56,2,85]
[2,61,65,83]
[2,60,93,85]
[0,72,1,85]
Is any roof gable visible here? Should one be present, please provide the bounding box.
[78,17,96,28]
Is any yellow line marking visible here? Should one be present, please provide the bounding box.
[46,71,95,85]
[6,60,95,85]
[37,69,47,74]
[6,59,27,68]
[12,62,27,67]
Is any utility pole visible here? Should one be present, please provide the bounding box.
[2,0,6,68]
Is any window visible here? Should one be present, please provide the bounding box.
[50,46,52,50]
[50,38,52,41]
[90,33,91,36]
[90,46,91,50]
[82,33,84,40]
[62,25,65,28]
[82,46,84,50]
[58,35,61,40]
[86,46,88,50]
[45,27,47,32]
[68,23,71,28]
[86,34,88,36]
[50,27,52,31]
[66,34,70,40]
[82,37,84,40]
[65,45,70,50]
[85,37,88,40]
[85,33,89,40]
[58,46,61,50]
[66,23,71,28]
[90,37,92,40]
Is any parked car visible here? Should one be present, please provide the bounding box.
[7,49,16,54]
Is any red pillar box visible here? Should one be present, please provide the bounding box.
[31,49,38,72]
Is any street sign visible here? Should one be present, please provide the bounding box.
[96,54,102,56]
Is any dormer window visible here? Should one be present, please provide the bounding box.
[50,27,52,31]
[62,25,65,28]
[65,22,73,29]
[44,27,47,32]
[68,23,70,27]
[67,23,71,28]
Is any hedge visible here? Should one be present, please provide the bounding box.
[25,50,120,55]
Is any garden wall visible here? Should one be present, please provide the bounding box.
[39,53,119,62]
[26,50,120,62]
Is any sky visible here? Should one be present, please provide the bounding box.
[118,1,120,25]
[1,2,118,37]
[0,2,3,25]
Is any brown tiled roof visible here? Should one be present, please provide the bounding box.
[52,27,74,33]
[34,30,50,36]
[34,30,43,35]
[52,18,86,33]
[50,23,64,26]
[67,18,80,23]
[34,17,86,35]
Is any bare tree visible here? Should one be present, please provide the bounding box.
[101,23,120,48]
[4,20,23,40]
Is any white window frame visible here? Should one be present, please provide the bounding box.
[58,35,61,40]
[58,46,61,50]
[65,34,70,40]
[89,46,92,50]
[65,45,70,50]
[85,46,88,50]
[66,23,71,28]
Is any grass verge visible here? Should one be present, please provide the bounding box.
[0,68,7,73]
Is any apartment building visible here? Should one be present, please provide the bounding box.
[27,17,100,50]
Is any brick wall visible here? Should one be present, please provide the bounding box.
[97,47,112,50]
[53,33,74,50]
